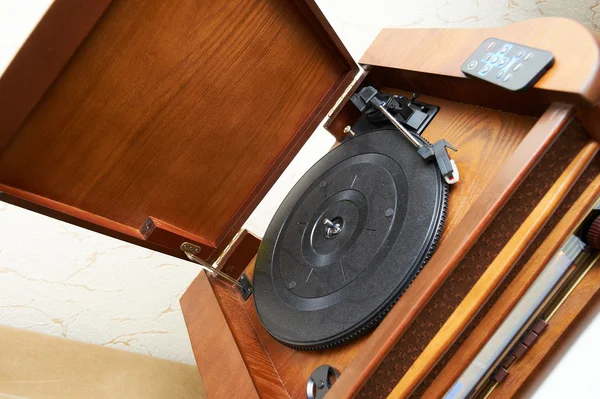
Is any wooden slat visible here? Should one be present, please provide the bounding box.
[387,140,600,398]
[423,173,600,398]
[328,103,574,399]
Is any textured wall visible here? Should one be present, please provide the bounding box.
[1,0,599,368]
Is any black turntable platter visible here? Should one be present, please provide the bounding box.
[253,126,448,350]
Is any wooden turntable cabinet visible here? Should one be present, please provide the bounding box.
[2,1,600,398]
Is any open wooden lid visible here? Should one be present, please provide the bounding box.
[0,0,357,260]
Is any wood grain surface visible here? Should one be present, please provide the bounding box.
[0,0,113,153]
[0,0,356,260]
[327,103,572,399]
[218,230,262,279]
[387,140,600,398]
[360,18,600,106]
[180,272,260,399]
[423,173,600,398]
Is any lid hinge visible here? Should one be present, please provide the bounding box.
[181,242,253,300]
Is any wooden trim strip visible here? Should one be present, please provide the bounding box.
[0,185,141,239]
[423,173,600,398]
[0,0,113,153]
[0,187,192,261]
[387,140,600,399]
[327,103,574,399]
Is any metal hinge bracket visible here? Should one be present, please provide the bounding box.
[181,242,253,300]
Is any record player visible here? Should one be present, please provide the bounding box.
[2,1,600,398]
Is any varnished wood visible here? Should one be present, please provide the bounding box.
[327,103,573,399]
[217,230,261,279]
[140,218,217,259]
[201,261,292,399]
[0,0,113,153]
[361,18,600,106]
[180,272,259,399]
[0,0,357,261]
[387,140,600,399]
[491,261,600,398]
[423,174,600,398]
[578,105,600,142]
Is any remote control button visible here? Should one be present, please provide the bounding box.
[513,63,523,72]
[524,52,534,61]
[467,61,478,70]
[496,71,505,79]
[498,58,507,67]
[480,65,490,75]
[486,41,496,50]
[516,50,525,58]
[503,73,512,82]
[500,45,510,54]
[483,53,492,62]
[491,55,499,64]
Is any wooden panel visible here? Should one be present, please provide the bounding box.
[183,94,549,398]
[360,18,600,106]
[218,230,262,279]
[0,0,356,260]
[327,103,572,399]
[387,140,599,398]
[207,260,292,399]
[423,172,600,398]
[180,272,260,399]
[0,0,113,152]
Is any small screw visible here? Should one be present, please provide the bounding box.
[385,208,394,218]
[319,181,327,188]
[343,125,355,137]
[318,381,325,389]
[288,281,296,289]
